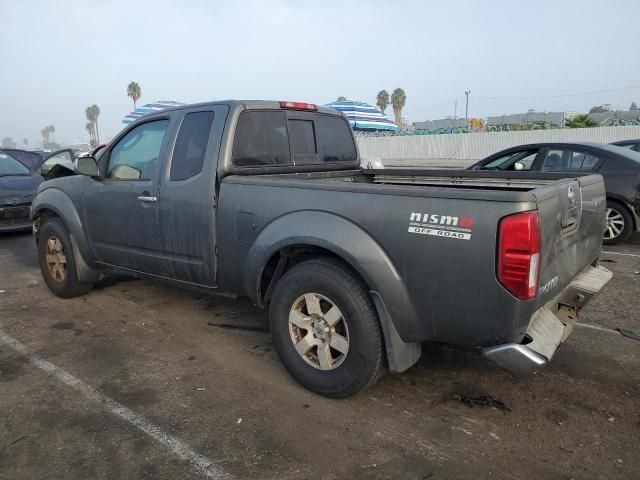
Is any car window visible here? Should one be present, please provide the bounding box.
[170,111,215,181]
[107,120,169,180]
[541,149,569,171]
[542,149,600,171]
[315,114,357,163]
[288,119,317,164]
[233,111,291,167]
[0,152,30,175]
[482,150,537,170]
[579,153,600,170]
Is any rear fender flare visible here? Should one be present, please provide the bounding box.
[244,211,419,345]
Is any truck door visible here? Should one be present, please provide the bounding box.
[156,105,229,286]
[83,117,172,273]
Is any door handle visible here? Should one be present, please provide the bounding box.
[137,195,157,203]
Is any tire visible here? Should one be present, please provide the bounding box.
[269,258,385,398]
[38,218,93,298]
[603,201,633,245]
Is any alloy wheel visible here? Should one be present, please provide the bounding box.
[288,293,350,370]
[46,236,67,282]
[604,208,625,241]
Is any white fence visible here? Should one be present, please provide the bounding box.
[356,125,640,168]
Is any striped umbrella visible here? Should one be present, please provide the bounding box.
[122,101,186,125]
[323,101,398,131]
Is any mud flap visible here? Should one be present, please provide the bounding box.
[370,291,421,373]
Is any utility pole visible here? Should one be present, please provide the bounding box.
[454,99,458,119]
[464,90,471,123]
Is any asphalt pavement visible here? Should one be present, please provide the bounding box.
[1,230,638,479]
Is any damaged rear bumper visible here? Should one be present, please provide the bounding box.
[482,265,613,376]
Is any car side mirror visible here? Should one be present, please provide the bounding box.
[514,161,525,171]
[76,156,100,177]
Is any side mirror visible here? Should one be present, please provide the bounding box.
[514,161,525,171]
[76,156,100,177]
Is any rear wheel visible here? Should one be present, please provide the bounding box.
[38,218,93,298]
[269,258,385,398]
[603,201,632,245]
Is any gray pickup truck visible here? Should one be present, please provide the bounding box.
[31,100,612,397]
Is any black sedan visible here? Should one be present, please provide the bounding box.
[0,150,44,232]
[468,142,640,244]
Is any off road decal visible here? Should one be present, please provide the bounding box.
[407,212,474,241]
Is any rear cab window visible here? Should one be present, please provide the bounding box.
[232,110,356,168]
[170,111,215,180]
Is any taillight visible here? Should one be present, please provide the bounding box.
[497,211,541,301]
[279,101,318,111]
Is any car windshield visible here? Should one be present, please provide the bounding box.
[0,151,31,175]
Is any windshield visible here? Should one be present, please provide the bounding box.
[0,152,31,175]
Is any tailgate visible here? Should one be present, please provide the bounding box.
[532,174,606,306]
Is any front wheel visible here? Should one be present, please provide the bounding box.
[269,258,385,398]
[603,201,632,245]
[38,218,93,298]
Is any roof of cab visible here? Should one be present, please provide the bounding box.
[141,100,340,117]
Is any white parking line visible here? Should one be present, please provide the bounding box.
[0,330,232,480]
[601,251,640,258]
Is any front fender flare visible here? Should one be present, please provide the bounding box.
[31,187,97,272]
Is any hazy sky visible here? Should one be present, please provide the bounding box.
[1,0,640,146]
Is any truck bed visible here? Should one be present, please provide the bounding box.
[219,169,606,348]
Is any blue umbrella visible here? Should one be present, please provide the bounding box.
[122,101,186,125]
[323,101,398,131]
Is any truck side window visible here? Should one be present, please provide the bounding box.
[107,120,169,180]
[233,111,291,167]
[315,115,357,163]
[170,111,215,181]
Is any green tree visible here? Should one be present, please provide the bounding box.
[127,81,142,109]
[1,137,17,148]
[336,96,347,101]
[589,105,610,114]
[376,90,389,113]
[630,102,638,111]
[565,114,596,128]
[23,138,28,148]
[391,88,406,126]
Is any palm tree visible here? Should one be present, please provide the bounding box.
[23,138,28,148]
[376,90,389,113]
[91,105,101,143]
[48,125,55,142]
[391,88,406,126]
[85,122,96,145]
[127,81,142,109]
[85,105,101,143]
[41,127,49,144]
[565,114,596,128]
[336,96,347,102]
